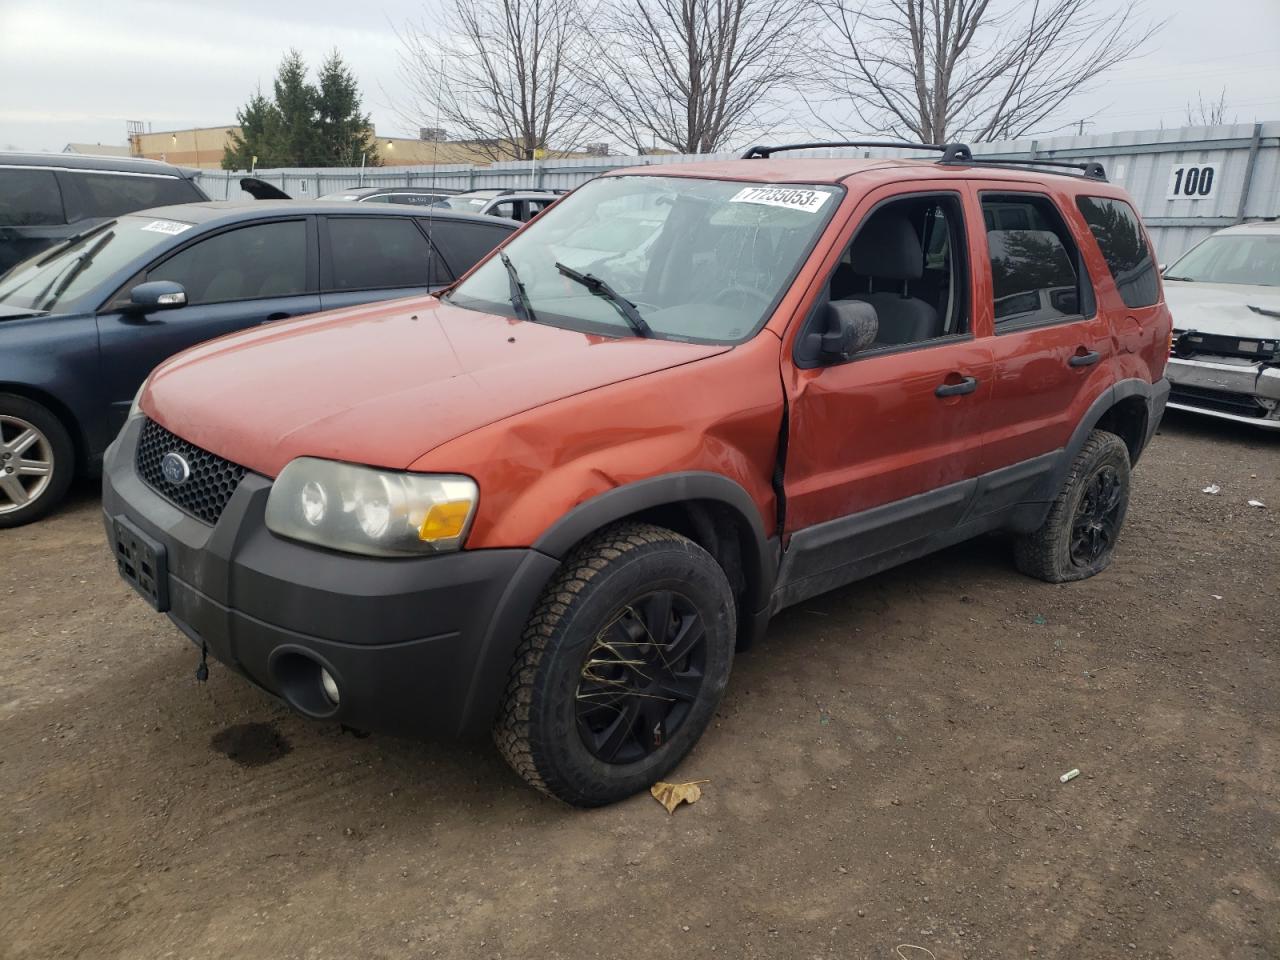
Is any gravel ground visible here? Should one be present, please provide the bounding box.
[1,410,1276,960]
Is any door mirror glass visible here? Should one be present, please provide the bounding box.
[127,280,187,312]
[821,300,878,360]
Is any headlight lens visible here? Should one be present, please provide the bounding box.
[265,458,478,556]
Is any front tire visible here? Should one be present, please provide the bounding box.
[494,522,736,806]
[1013,429,1131,583]
[0,394,74,529]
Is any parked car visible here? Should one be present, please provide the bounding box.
[103,143,1171,806]
[433,188,566,221]
[317,186,460,206]
[0,152,207,275]
[1162,221,1280,429]
[0,201,515,526]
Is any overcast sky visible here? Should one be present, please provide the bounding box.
[2,0,1279,154]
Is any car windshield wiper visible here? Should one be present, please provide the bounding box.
[554,262,651,338]
[35,232,114,311]
[34,219,117,265]
[1162,275,1194,282]
[499,251,537,324]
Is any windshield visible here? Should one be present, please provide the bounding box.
[0,216,193,311]
[433,195,493,212]
[447,176,840,343]
[1165,233,1280,286]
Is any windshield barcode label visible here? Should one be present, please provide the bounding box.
[140,220,193,235]
[729,186,830,213]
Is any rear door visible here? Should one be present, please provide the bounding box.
[0,167,70,274]
[318,215,450,311]
[966,184,1115,475]
[95,217,319,433]
[424,217,516,278]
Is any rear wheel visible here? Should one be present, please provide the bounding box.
[0,394,74,529]
[1013,429,1131,583]
[494,522,736,806]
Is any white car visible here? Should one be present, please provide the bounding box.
[1163,221,1280,430]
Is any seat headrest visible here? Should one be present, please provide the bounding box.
[850,212,924,280]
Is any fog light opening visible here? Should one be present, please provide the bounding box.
[320,668,340,706]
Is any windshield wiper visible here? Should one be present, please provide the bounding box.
[499,251,537,324]
[35,232,113,311]
[1162,275,1194,282]
[554,262,651,338]
[34,219,117,265]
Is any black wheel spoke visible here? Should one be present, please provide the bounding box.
[1069,465,1124,567]
[575,589,709,765]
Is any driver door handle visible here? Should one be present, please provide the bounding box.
[1069,350,1101,367]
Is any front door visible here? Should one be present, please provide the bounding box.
[779,186,994,596]
[94,217,319,445]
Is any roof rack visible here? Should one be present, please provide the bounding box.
[740,139,1106,181]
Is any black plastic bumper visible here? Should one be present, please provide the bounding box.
[101,417,560,739]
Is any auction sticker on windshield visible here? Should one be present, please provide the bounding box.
[140,220,193,236]
[729,186,831,213]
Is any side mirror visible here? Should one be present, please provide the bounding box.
[125,280,187,313]
[1158,263,1167,274]
[819,300,878,360]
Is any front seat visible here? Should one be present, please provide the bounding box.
[845,212,937,344]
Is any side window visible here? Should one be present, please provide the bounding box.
[427,220,514,276]
[326,216,440,290]
[981,194,1086,330]
[828,192,969,346]
[489,200,520,220]
[0,169,65,226]
[1076,196,1160,308]
[527,198,554,218]
[62,172,204,223]
[149,220,307,305]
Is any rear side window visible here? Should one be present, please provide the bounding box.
[981,194,1089,330]
[1076,196,1160,308]
[61,172,204,222]
[149,220,307,305]
[0,169,64,226]
[425,219,514,275]
[325,216,444,290]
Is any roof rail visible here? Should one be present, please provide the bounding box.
[939,155,1108,181]
[740,140,961,159]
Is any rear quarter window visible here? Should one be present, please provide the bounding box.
[1076,196,1160,308]
[0,168,65,226]
[61,172,205,222]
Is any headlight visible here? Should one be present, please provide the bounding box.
[128,379,149,419]
[265,458,478,557]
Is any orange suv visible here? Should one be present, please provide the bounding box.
[103,142,1172,806]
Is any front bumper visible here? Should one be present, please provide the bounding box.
[1166,356,1280,429]
[102,417,559,738]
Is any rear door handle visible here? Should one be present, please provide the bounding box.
[1069,350,1101,367]
[260,312,291,324]
[935,376,979,397]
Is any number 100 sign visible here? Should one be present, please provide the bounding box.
[1166,163,1219,200]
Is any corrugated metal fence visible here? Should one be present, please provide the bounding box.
[198,122,1279,262]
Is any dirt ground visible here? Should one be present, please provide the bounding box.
[1,410,1276,960]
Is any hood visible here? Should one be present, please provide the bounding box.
[1164,280,1280,339]
[144,295,729,477]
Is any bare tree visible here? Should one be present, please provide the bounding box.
[395,0,593,161]
[810,0,1161,144]
[1185,88,1230,126]
[579,0,813,154]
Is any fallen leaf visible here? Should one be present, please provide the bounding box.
[651,779,708,814]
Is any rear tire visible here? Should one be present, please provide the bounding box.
[494,522,736,807]
[0,394,75,529]
[1013,429,1131,583]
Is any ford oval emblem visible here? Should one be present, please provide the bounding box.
[160,451,191,486]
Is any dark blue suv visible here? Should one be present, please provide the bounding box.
[0,200,515,526]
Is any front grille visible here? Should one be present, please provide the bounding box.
[1169,384,1267,418]
[136,418,246,524]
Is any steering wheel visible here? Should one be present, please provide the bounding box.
[712,285,770,310]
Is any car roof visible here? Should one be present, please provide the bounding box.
[0,151,198,178]
[1214,219,1280,236]
[328,186,459,197]
[129,199,520,227]
[606,156,1127,194]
